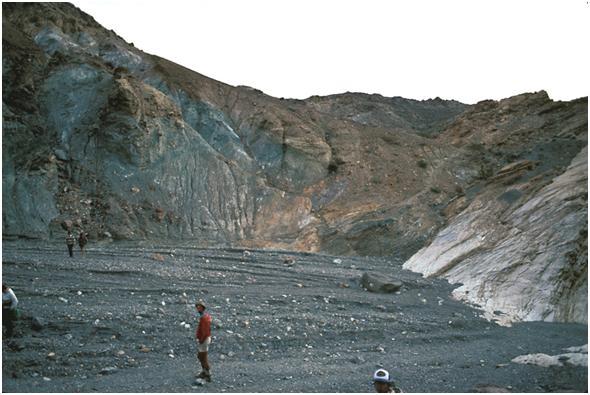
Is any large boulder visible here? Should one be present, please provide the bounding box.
[360,272,402,293]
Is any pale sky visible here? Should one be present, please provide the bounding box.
[70,0,589,104]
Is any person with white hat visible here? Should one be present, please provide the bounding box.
[373,368,402,393]
[195,300,212,381]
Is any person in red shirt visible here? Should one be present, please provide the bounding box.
[195,300,212,381]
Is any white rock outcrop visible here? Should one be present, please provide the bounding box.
[404,147,587,325]
[512,344,588,367]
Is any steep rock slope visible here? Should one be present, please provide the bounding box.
[2,2,471,257]
[403,95,588,324]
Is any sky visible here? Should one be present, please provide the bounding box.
[70,0,589,104]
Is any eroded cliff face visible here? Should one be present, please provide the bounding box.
[2,3,468,254]
[403,99,588,324]
[2,3,587,323]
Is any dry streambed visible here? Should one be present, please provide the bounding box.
[2,242,587,392]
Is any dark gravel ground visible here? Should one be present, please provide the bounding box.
[1,241,587,393]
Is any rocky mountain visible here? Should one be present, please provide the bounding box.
[2,3,587,324]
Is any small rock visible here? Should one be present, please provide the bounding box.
[77,291,83,296]
[58,297,68,303]
[100,367,118,375]
[54,149,68,161]
[333,258,342,264]
[43,377,51,382]
[193,378,206,386]
[47,352,56,360]
[184,324,191,329]
[350,355,365,364]
[116,350,125,357]
[139,345,151,353]
[473,384,511,393]
[31,317,45,331]
[64,334,73,340]
[283,257,295,265]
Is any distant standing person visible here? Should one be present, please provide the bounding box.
[195,300,212,382]
[78,230,88,255]
[2,283,19,338]
[373,368,402,393]
[65,230,75,257]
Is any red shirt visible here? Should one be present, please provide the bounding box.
[196,312,211,343]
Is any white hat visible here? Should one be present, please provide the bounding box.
[373,368,392,383]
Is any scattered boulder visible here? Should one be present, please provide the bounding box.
[360,272,402,293]
[99,367,118,375]
[283,256,295,266]
[54,148,68,161]
[473,384,511,393]
[31,316,45,331]
[350,355,365,364]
